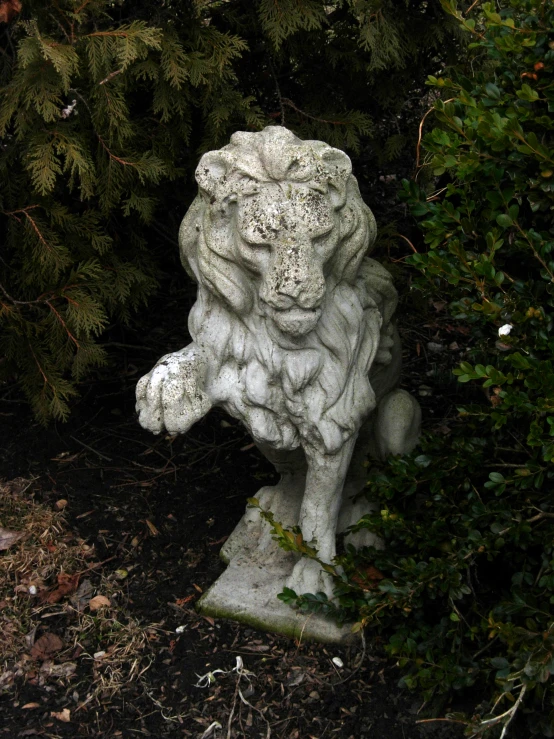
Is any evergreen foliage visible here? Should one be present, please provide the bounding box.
[0,0,462,421]
[0,0,262,421]
[271,1,554,734]
[241,0,465,152]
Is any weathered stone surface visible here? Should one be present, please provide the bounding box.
[199,544,358,644]
[136,126,420,641]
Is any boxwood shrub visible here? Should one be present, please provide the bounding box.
[271,2,554,735]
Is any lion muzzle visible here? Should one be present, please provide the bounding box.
[259,242,326,337]
[265,305,322,337]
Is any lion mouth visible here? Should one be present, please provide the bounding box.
[269,306,322,337]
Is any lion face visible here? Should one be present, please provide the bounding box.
[233,182,339,337]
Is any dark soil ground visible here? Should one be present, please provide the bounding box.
[0,278,477,739]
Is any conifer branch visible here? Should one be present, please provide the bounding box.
[86,31,131,39]
[280,99,348,126]
[0,281,80,347]
[45,300,80,348]
[0,271,80,310]
[97,135,135,167]
[0,282,20,305]
[74,0,93,15]
[25,212,55,255]
[4,206,40,218]
[50,12,73,44]
[0,281,42,306]
[28,342,55,393]
[68,90,138,172]
[5,208,55,256]
[268,56,285,126]
[99,69,123,86]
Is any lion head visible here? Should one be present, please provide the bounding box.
[178,127,398,454]
[180,126,377,338]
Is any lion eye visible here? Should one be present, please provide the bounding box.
[243,235,273,250]
[247,236,273,249]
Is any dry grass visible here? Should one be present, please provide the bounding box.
[0,477,80,663]
[0,477,153,703]
[67,612,152,707]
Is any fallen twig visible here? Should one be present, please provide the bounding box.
[70,435,113,462]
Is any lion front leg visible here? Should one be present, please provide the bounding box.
[136,343,213,436]
[286,436,357,599]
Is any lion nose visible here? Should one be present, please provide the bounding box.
[276,275,325,309]
[270,255,325,310]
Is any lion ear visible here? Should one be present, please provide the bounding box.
[321,148,352,208]
[196,152,229,197]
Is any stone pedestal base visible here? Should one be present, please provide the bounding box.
[197,547,357,645]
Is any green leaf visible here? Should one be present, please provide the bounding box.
[484,83,500,99]
[516,84,539,102]
[496,214,513,228]
[414,455,432,468]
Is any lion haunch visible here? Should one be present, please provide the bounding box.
[136,126,420,603]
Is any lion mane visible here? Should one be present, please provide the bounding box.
[178,126,399,455]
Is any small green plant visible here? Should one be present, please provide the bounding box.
[273,1,554,736]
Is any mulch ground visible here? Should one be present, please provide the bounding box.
[0,243,474,738]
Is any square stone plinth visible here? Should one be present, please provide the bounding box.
[197,550,358,645]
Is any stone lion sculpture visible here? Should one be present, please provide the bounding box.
[136,126,420,614]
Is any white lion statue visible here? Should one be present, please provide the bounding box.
[136,126,420,603]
